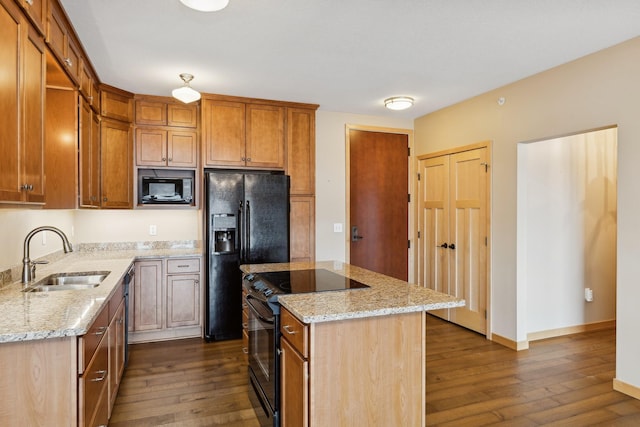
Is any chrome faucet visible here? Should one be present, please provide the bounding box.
[22,226,73,285]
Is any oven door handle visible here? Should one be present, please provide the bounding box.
[245,295,275,324]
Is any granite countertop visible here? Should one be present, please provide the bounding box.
[240,261,465,323]
[0,246,202,344]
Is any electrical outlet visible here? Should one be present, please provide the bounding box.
[333,223,343,233]
[585,288,594,302]
[149,225,157,236]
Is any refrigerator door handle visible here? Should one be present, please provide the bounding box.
[245,200,251,261]
[238,201,244,262]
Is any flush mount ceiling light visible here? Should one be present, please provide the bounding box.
[172,73,201,104]
[179,0,229,12]
[384,96,414,111]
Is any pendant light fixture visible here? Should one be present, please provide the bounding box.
[172,73,201,104]
[179,0,229,12]
[384,96,414,111]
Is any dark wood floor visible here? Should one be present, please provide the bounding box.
[109,315,640,426]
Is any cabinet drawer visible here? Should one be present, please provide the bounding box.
[280,308,308,358]
[167,257,200,274]
[78,305,109,374]
[79,333,109,427]
[108,281,125,320]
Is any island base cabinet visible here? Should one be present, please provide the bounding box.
[281,309,426,427]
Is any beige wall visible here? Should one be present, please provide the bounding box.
[414,36,640,392]
[315,111,413,263]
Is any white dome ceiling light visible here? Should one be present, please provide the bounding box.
[179,0,229,12]
[384,96,414,111]
[172,73,201,104]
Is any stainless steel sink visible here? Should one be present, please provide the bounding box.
[23,271,110,292]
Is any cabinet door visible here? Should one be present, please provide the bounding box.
[287,108,315,195]
[79,99,97,207]
[167,130,198,168]
[135,100,167,126]
[22,23,45,203]
[280,338,308,427]
[168,103,197,128]
[18,0,46,35]
[135,128,167,166]
[100,118,133,208]
[0,0,21,202]
[202,99,245,167]
[108,300,125,416]
[134,260,163,331]
[290,196,315,262]
[166,274,200,328]
[246,104,284,169]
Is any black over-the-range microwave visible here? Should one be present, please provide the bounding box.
[138,170,194,205]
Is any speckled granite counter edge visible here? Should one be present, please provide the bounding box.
[241,261,466,324]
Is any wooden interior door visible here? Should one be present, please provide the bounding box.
[418,146,489,334]
[349,129,408,280]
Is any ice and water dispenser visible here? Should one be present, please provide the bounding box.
[212,214,236,254]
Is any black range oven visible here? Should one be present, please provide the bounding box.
[242,269,369,427]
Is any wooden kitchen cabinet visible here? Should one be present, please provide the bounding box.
[202,98,285,169]
[133,259,163,332]
[79,98,101,207]
[279,307,424,426]
[135,128,198,168]
[135,97,198,128]
[287,107,316,196]
[100,117,133,208]
[0,0,45,205]
[290,196,315,263]
[131,256,202,342]
[108,300,126,416]
[101,84,134,123]
[47,0,81,84]
[15,0,46,35]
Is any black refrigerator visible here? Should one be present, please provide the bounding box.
[204,170,290,341]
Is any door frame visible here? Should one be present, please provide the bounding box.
[417,141,492,339]
[345,124,415,283]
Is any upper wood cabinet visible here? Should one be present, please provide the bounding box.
[287,108,316,196]
[47,0,81,84]
[100,117,133,208]
[135,128,198,168]
[0,0,45,205]
[101,84,134,122]
[135,98,198,128]
[15,0,46,35]
[202,98,285,169]
[79,97,101,208]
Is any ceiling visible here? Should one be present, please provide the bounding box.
[60,0,640,119]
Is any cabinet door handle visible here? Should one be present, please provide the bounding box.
[242,322,248,329]
[246,157,251,162]
[283,325,297,335]
[242,347,248,354]
[26,0,34,5]
[90,370,107,382]
[103,197,108,202]
[94,326,107,336]
[64,57,73,67]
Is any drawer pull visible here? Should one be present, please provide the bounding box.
[283,325,297,335]
[176,264,190,268]
[94,326,107,336]
[91,370,107,382]
[242,347,249,354]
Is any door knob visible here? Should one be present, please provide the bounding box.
[351,226,364,242]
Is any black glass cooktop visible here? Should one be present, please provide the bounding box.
[256,269,369,294]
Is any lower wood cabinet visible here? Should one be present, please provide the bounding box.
[0,274,128,426]
[279,308,425,426]
[130,256,202,343]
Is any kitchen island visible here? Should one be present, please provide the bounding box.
[241,261,465,427]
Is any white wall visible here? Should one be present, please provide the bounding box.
[315,111,413,262]
[0,209,75,271]
[518,128,617,335]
